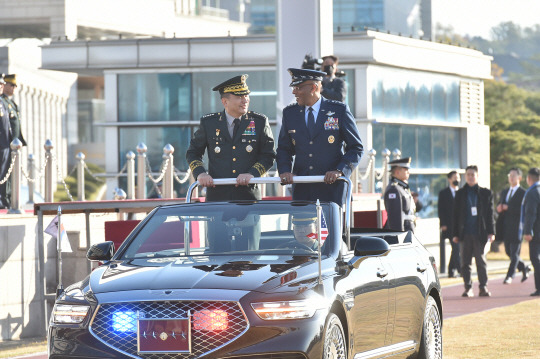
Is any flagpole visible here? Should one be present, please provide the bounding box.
[316,200,322,286]
[57,206,64,297]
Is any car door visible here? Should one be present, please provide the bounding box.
[384,244,426,346]
[347,256,391,353]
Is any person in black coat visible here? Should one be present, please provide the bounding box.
[321,55,347,102]
[186,74,275,201]
[496,167,530,284]
[438,170,461,277]
[521,167,540,296]
[452,165,495,297]
[277,68,363,206]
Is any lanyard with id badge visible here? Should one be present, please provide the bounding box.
[468,193,478,216]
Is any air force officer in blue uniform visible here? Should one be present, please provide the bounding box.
[277,68,363,206]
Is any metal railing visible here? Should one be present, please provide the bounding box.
[1,137,402,214]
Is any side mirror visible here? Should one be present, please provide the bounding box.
[354,236,390,257]
[87,241,115,261]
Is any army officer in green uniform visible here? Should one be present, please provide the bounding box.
[384,157,416,233]
[1,74,26,146]
[186,74,275,201]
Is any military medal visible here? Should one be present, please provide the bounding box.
[292,139,296,146]
[328,135,335,143]
[246,145,253,152]
[216,129,220,136]
[215,146,221,153]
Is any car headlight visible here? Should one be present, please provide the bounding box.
[53,304,90,324]
[251,297,326,320]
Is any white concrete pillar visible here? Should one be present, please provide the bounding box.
[276,0,334,124]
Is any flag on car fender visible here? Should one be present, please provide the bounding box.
[307,211,328,243]
[45,215,73,253]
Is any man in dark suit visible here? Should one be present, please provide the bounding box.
[186,74,275,201]
[438,170,461,277]
[496,167,530,284]
[452,165,495,297]
[277,68,363,206]
[521,167,540,296]
[384,157,416,232]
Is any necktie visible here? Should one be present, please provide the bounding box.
[232,118,240,138]
[506,188,514,203]
[307,107,315,137]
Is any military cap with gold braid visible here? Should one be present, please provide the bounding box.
[3,74,16,86]
[212,74,250,95]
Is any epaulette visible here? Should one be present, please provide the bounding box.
[248,111,268,120]
[201,112,221,121]
[325,98,346,107]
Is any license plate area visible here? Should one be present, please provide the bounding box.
[137,318,191,353]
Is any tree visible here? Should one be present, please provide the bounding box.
[485,80,540,191]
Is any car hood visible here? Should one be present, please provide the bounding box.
[89,255,323,294]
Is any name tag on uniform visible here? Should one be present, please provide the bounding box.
[389,193,396,199]
[288,130,296,133]
[471,206,477,216]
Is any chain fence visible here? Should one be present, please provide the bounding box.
[3,139,398,210]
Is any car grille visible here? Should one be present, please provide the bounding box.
[90,300,248,359]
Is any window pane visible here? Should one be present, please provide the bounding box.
[118,73,191,122]
[372,123,460,169]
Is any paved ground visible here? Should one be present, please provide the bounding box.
[442,273,537,319]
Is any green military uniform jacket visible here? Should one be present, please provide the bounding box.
[1,94,26,146]
[186,110,276,201]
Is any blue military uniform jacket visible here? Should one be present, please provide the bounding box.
[276,97,363,206]
[186,110,275,201]
[384,176,416,232]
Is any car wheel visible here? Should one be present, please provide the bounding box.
[417,296,442,359]
[323,313,347,359]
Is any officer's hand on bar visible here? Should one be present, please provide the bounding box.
[197,173,214,187]
[280,172,294,185]
[324,170,342,184]
[236,173,254,186]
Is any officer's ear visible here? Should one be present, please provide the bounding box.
[221,93,230,107]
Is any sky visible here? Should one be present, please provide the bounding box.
[432,0,540,39]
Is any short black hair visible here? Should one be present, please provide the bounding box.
[322,55,338,63]
[508,167,522,177]
[447,170,457,179]
[465,165,478,173]
[528,167,540,180]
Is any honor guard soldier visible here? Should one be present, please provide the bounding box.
[384,157,416,232]
[277,68,363,206]
[1,74,26,147]
[0,77,11,208]
[186,74,275,201]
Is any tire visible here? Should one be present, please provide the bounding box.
[417,296,442,359]
[322,313,347,359]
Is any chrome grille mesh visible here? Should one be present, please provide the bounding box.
[91,301,248,359]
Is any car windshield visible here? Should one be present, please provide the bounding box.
[120,202,335,259]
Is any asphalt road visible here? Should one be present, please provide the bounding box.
[14,274,538,359]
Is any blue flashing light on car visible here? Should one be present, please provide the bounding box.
[112,311,137,333]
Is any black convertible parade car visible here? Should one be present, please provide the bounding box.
[48,177,442,359]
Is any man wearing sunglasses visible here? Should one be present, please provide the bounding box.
[277,68,363,206]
